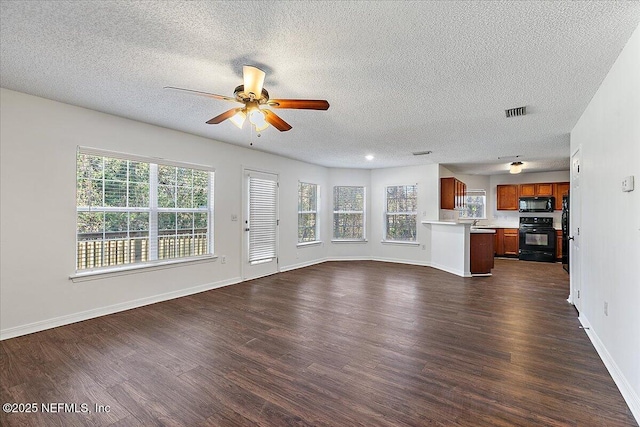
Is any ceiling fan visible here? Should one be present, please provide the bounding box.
[165,66,330,132]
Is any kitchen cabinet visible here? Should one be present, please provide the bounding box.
[536,183,554,196]
[519,184,536,197]
[494,228,519,257]
[470,232,495,274]
[496,185,518,210]
[554,182,570,210]
[503,229,519,256]
[556,230,563,261]
[441,177,467,210]
[519,183,553,197]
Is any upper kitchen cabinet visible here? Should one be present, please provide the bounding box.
[497,184,518,210]
[519,183,553,197]
[554,182,570,210]
[536,183,554,196]
[498,181,569,211]
[519,184,536,197]
[441,177,467,210]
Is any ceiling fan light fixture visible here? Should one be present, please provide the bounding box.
[249,109,269,131]
[509,161,523,174]
[243,65,266,99]
[229,110,246,129]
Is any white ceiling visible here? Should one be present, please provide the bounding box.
[1,1,639,174]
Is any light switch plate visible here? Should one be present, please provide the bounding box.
[622,176,634,192]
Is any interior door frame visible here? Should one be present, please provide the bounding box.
[241,166,280,281]
[569,146,582,312]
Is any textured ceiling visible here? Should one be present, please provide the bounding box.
[1,1,639,174]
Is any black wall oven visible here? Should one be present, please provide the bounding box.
[519,217,556,263]
[519,196,555,212]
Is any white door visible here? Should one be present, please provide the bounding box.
[242,169,279,280]
[570,148,582,312]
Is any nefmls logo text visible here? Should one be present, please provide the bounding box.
[41,403,90,413]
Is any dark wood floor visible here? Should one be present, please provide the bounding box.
[1,260,637,426]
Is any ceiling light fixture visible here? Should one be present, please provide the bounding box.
[243,65,266,99]
[249,109,269,132]
[229,110,246,129]
[509,161,523,174]
[365,154,374,161]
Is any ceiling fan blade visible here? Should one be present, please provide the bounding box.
[243,66,266,98]
[263,109,292,132]
[206,108,243,124]
[267,99,330,110]
[164,86,238,103]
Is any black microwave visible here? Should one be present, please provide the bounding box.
[519,196,555,212]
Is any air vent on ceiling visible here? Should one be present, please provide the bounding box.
[505,106,526,118]
[412,150,432,156]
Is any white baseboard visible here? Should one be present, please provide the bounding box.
[326,256,373,262]
[429,261,471,278]
[371,256,431,268]
[579,314,640,424]
[0,277,242,340]
[279,258,329,273]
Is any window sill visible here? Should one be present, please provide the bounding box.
[331,239,368,244]
[70,255,218,282]
[381,240,420,246]
[297,241,322,248]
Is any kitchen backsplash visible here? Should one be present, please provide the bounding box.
[439,209,562,229]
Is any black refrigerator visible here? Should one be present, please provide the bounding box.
[561,194,570,273]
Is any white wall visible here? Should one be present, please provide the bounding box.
[570,24,640,421]
[370,165,440,266]
[327,168,372,260]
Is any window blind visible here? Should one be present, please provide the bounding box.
[249,177,277,263]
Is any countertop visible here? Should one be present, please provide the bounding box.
[470,228,496,234]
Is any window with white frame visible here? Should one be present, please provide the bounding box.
[76,148,213,272]
[385,184,417,242]
[458,189,486,220]
[333,186,365,240]
[298,182,319,243]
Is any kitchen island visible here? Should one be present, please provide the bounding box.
[469,229,496,276]
[421,221,496,277]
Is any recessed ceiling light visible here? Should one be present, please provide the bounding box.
[365,155,374,161]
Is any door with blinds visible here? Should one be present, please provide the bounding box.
[242,169,279,280]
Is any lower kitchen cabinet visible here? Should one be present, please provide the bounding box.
[495,228,519,257]
[470,233,495,274]
[556,230,563,261]
[503,229,519,256]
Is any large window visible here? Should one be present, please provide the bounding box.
[298,182,319,243]
[458,189,486,220]
[385,185,417,242]
[333,186,365,240]
[76,148,213,272]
